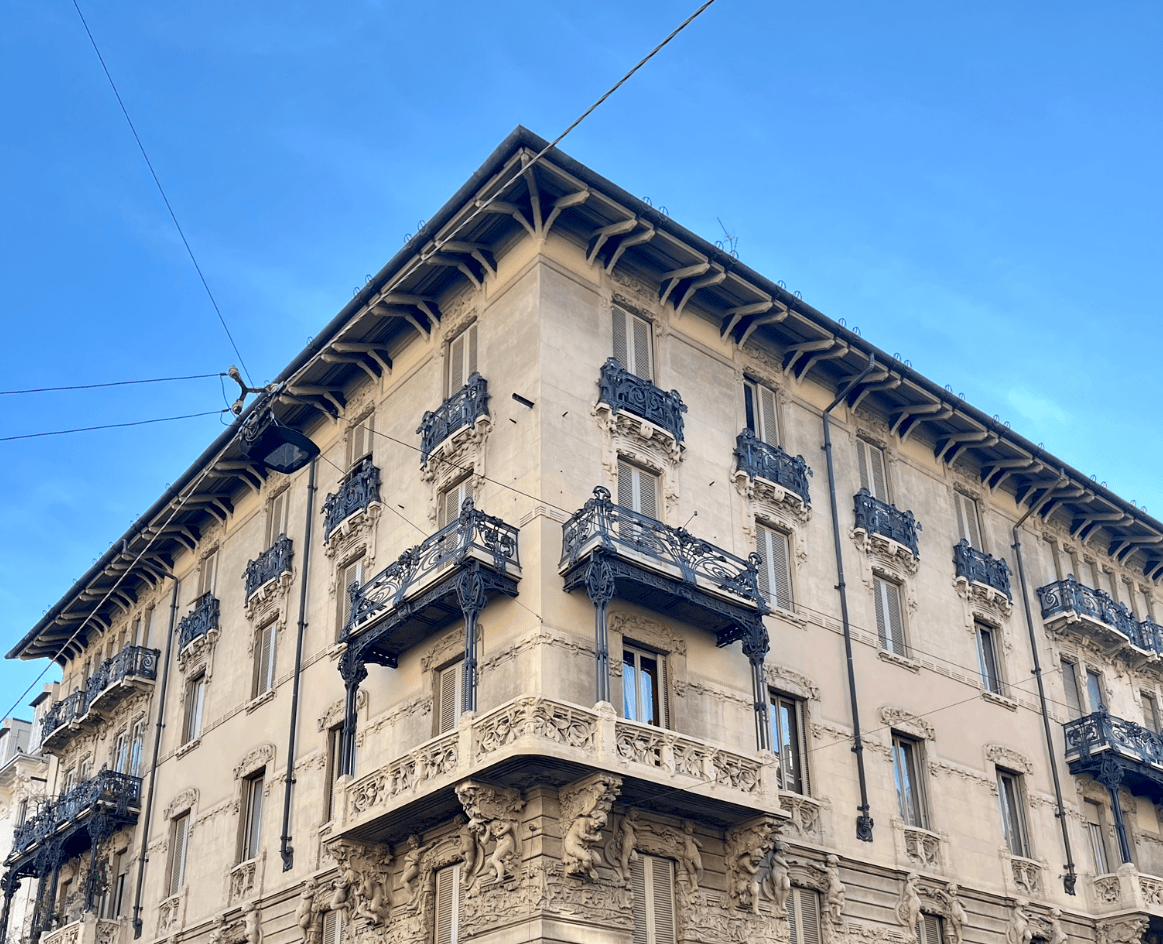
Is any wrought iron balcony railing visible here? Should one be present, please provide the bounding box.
[7,769,142,863]
[560,486,768,614]
[953,540,1012,600]
[734,430,812,505]
[323,456,381,542]
[417,374,490,465]
[1037,576,1157,655]
[86,645,159,707]
[244,534,294,598]
[852,489,921,557]
[596,358,687,444]
[344,499,520,639]
[178,592,220,652]
[1062,709,1163,800]
[41,691,86,742]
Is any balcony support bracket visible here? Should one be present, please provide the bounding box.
[584,557,616,705]
[339,651,367,778]
[456,563,487,715]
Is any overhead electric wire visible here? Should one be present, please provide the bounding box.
[69,0,255,386]
[1,409,229,442]
[0,373,225,396]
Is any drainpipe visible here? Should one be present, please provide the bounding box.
[1011,472,1078,894]
[821,353,878,842]
[132,575,180,938]
[280,459,317,872]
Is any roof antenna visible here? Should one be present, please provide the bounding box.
[227,365,267,416]
[717,218,740,258]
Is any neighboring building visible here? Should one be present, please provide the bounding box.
[6,127,1163,944]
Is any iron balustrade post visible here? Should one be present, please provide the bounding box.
[30,863,50,944]
[0,872,18,944]
[339,651,366,777]
[744,624,771,751]
[456,563,487,715]
[584,557,616,704]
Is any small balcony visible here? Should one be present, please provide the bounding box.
[177,593,220,653]
[417,374,490,465]
[560,487,767,643]
[322,457,381,542]
[596,358,687,445]
[852,489,921,558]
[733,430,812,506]
[43,918,124,944]
[41,691,88,752]
[1064,709,1163,801]
[244,534,294,599]
[1038,576,1159,656]
[953,540,1012,600]
[342,499,520,667]
[85,645,159,716]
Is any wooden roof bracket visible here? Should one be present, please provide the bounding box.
[541,189,589,238]
[673,265,726,319]
[605,224,655,273]
[587,218,637,267]
[659,262,710,306]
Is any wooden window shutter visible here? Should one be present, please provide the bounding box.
[438,662,463,734]
[657,654,670,730]
[756,523,793,611]
[617,459,635,508]
[857,441,889,500]
[916,914,942,944]
[448,325,477,393]
[322,910,343,944]
[758,383,779,445]
[440,479,472,529]
[617,460,658,518]
[631,314,652,380]
[955,492,983,549]
[789,888,821,944]
[650,856,675,944]
[268,490,288,546]
[631,854,674,944]
[874,578,906,656]
[1062,659,1082,717]
[200,550,217,597]
[630,855,648,944]
[435,864,460,944]
[256,623,276,695]
[169,814,190,896]
[612,307,630,371]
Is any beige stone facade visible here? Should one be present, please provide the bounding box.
[6,128,1163,944]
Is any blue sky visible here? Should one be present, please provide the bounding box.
[2,1,1161,714]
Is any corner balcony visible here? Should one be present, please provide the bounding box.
[1063,709,1163,801]
[733,430,812,506]
[5,770,142,871]
[417,374,490,465]
[42,917,123,944]
[41,691,89,753]
[596,358,687,446]
[177,592,220,653]
[322,457,382,542]
[560,487,768,646]
[1038,577,1161,657]
[342,499,520,667]
[953,540,1012,600]
[333,696,783,841]
[852,489,921,559]
[244,535,293,600]
[84,644,159,717]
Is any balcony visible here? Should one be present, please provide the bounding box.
[1038,576,1161,657]
[1063,709,1163,801]
[560,487,767,644]
[953,540,1012,600]
[43,918,123,944]
[852,489,921,558]
[6,769,142,868]
[322,457,381,542]
[41,691,88,752]
[342,499,520,667]
[734,431,812,506]
[85,645,159,716]
[244,535,293,599]
[334,695,783,839]
[596,358,686,445]
[177,593,219,653]
[417,374,490,465]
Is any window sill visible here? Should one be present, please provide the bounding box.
[245,690,276,714]
[981,689,1018,711]
[175,738,201,759]
[878,649,920,673]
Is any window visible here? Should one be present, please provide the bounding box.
[1086,668,1106,711]
[183,673,206,744]
[612,306,653,381]
[99,851,125,919]
[79,757,91,781]
[438,478,474,530]
[770,693,807,794]
[975,622,1003,695]
[240,770,264,862]
[168,812,190,895]
[323,910,345,944]
[267,489,290,547]
[873,577,907,657]
[855,439,890,502]
[787,888,821,944]
[630,854,675,944]
[337,555,365,635]
[743,379,779,446]
[892,734,927,828]
[623,645,667,727]
[617,459,659,518]
[916,914,944,944]
[436,660,465,735]
[997,769,1031,858]
[1062,658,1083,719]
[199,550,218,598]
[347,413,374,469]
[129,720,144,777]
[446,324,478,395]
[953,492,984,550]
[756,523,793,612]
[253,621,277,698]
[434,864,463,944]
[112,729,129,773]
[1144,692,1161,732]
[16,799,28,827]
[1085,799,1111,873]
[326,725,346,822]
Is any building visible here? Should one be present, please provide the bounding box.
[5,126,1163,944]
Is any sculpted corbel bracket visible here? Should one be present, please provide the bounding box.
[560,773,622,881]
[455,780,524,885]
[326,838,392,927]
[725,816,779,915]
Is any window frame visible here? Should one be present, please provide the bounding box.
[630,853,675,944]
[1062,657,1083,719]
[787,887,822,944]
[1086,668,1106,712]
[323,909,345,944]
[436,658,466,735]
[434,863,463,944]
[1144,691,1161,732]
[954,491,985,551]
[612,306,654,381]
[168,811,191,896]
[183,672,207,744]
[266,489,290,548]
[622,643,668,728]
[337,554,365,637]
[756,521,794,613]
[239,768,265,863]
[996,768,1031,859]
[1085,798,1112,874]
[975,621,1004,695]
[616,458,660,519]
[769,691,808,795]
[446,324,479,396]
[325,724,346,823]
[438,477,474,530]
[916,913,944,944]
[199,550,218,598]
[346,411,375,470]
[855,439,891,502]
[873,576,908,657]
[743,378,779,446]
[891,733,929,829]
[253,619,278,699]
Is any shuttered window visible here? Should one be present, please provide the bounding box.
[770,693,807,794]
[253,621,277,697]
[892,734,927,828]
[437,660,465,734]
[756,523,793,611]
[1085,800,1110,873]
[199,550,218,597]
[631,854,675,944]
[129,720,144,776]
[954,491,984,551]
[612,307,654,381]
[168,812,190,895]
[1062,658,1083,719]
[788,888,821,944]
[975,622,1003,695]
[434,864,462,944]
[337,555,365,636]
[439,478,474,529]
[623,645,668,728]
[1144,692,1160,732]
[743,379,779,446]
[1086,669,1106,711]
[267,489,290,547]
[347,412,374,469]
[447,324,479,394]
[112,730,129,773]
[240,770,264,861]
[997,769,1030,858]
[855,440,890,502]
[916,913,943,944]
[326,725,345,821]
[322,910,344,944]
[183,673,206,744]
[873,577,907,657]
[617,460,659,518]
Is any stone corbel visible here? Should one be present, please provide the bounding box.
[725,816,779,914]
[559,773,622,880]
[455,780,524,885]
[327,838,393,926]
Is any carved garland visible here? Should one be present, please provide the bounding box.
[985,744,1034,775]
[234,743,276,780]
[879,706,935,741]
[164,788,199,821]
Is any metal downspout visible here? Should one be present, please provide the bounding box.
[1011,473,1078,894]
[280,459,317,871]
[821,354,878,842]
[132,575,180,938]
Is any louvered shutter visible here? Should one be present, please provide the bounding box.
[339,558,364,630]
[874,579,906,656]
[256,623,275,695]
[631,856,648,944]
[618,460,635,508]
[639,469,657,519]
[617,460,658,517]
[789,888,821,944]
[268,490,288,546]
[439,662,462,734]
[201,550,218,596]
[1062,659,1082,718]
[857,441,889,501]
[327,728,343,821]
[916,914,942,944]
[322,910,343,944]
[613,307,630,371]
[651,857,675,944]
[448,325,478,393]
[657,655,670,729]
[440,479,472,529]
[631,855,674,944]
[758,384,779,445]
[955,493,983,550]
[169,814,189,895]
[631,315,652,380]
[435,865,460,944]
[757,524,793,611]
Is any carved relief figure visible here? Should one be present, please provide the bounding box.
[486,818,519,883]
[327,839,392,927]
[1047,907,1067,944]
[679,822,704,887]
[560,773,621,881]
[1006,898,1033,944]
[242,903,262,944]
[825,854,845,925]
[399,836,432,902]
[459,817,483,887]
[455,781,525,885]
[295,879,324,944]
[616,811,639,885]
[208,914,228,944]
[896,872,922,937]
[767,840,792,916]
[943,883,966,944]
[725,818,778,914]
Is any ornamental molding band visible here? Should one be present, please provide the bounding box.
[227,851,264,905]
[157,889,186,936]
[242,567,291,636]
[455,780,525,885]
[1004,853,1044,897]
[764,664,821,701]
[234,744,276,780]
[176,626,219,678]
[559,772,621,880]
[163,788,198,821]
[878,707,935,741]
[420,624,483,673]
[851,492,921,574]
[954,573,1014,625]
[780,793,828,846]
[985,744,1034,775]
[324,503,381,575]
